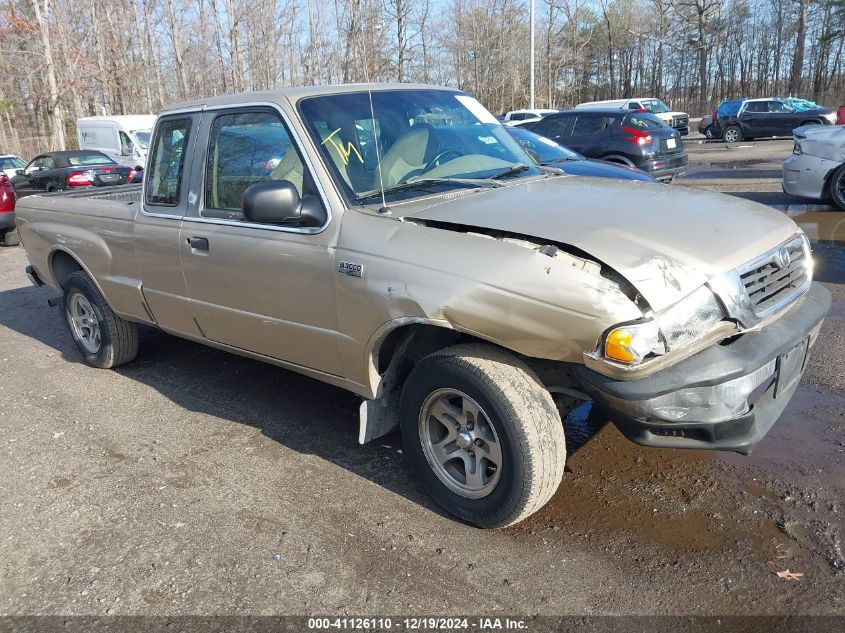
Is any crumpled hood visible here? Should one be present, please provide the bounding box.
[402,176,799,311]
[794,124,845,161]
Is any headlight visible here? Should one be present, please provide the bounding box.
[603,320,665,364]
[654,284,725,351]
[793,142,802,155]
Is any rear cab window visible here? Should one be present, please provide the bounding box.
[145,118,192,207]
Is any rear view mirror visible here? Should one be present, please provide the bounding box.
[242,180,327,228]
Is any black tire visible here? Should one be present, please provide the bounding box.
[1,228,20,247]
[829,163,845,210]
[62,270,138,368]
[601,155,636,168]
[723,125,742,143]
[704,126,715,139]
[399,343,566,528]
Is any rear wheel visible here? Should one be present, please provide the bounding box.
[63,270,139,368]
[723,125,742,143]
[0,228,20,247]
[704,126,715,139]
[399,343,566,528]
[829,164,845,210]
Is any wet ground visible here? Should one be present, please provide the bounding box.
[1,202,844,618]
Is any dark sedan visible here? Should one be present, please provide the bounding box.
[11,151,131,197]
[713,98,837,143]
[507,127,653,182]
[526,109,688,181]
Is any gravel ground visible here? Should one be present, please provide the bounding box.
[1,201,844,619]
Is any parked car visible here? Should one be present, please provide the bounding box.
[16,84,829,528]
[698,115,714,138]
[526,109,688,181]
[837,105,845,125]
[575,98,690,136]
[0,154,27,179]
[502,108,558,126]
[506,127,653,182]
[0,172,18,246]
[783,124,845,209]
[10,151,131,197]
[714,97,837,143]
[77,115,156,167]
[706,98,746,140]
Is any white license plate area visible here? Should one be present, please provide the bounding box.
[666,138,677,149]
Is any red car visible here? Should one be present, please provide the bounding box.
[0,172,18,246]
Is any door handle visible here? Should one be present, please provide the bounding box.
[187,237,209,252]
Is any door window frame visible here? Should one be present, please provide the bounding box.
[183,102,332,236]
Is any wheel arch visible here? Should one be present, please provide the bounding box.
[47,248,113,310]
[600,154,636,167]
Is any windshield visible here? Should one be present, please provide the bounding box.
[131,130,152,150]
[0,157,25,170]
[641,99,671,114]
[507,128,581,164]
[298,89,540,203]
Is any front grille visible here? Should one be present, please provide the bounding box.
[738,237,808,315]
[673,115,689,128]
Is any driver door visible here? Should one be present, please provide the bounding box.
[179,107,343,375]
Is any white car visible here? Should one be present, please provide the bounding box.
[0,154,27,179]
[502,108,558,126]
[783,125,845,209]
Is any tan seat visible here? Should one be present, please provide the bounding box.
[375,125,434,188]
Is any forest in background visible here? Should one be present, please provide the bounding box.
[1,0,843,159]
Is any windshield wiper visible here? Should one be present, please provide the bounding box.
[355,177,496,202]
[543,156,579,165]
[490,164,532,180]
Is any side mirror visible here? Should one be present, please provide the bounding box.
[15,169,24,176]
[242,180,327,228]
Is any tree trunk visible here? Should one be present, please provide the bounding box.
[789,0,809,95]
[31,0,65,150]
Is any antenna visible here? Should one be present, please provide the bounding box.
[356,9,389,213]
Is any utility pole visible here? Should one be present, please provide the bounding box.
[529,0,535,109]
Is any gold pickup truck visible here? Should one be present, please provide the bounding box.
[16,84,831,528]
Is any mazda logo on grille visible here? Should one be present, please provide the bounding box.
[774,247,792,270]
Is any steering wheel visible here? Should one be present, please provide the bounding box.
[423,149,463,173]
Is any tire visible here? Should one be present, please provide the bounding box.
[62,270,138,368]
[723,125,742,143]
[704,126,715,139]
[1,228,20,247]
[829,163,845,210]
[601,155,636,168]
[399,343,566,528]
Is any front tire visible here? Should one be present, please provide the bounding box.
[723,125,742,143]
[399,344,566,528]
[829,164,845,210]
[0,228,20,247]
[63,271,139,368]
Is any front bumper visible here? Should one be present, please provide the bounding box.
[0,211,15,230]
[574,282,831,454]
[782,152,839,200]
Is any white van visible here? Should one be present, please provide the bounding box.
[575,98,689,136]
[76,115,157,167]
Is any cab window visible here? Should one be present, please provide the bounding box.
[145,117,191,206]
[203,110,305,217]
[119,131,134,155]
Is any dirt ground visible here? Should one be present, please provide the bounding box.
[0,196,844,620]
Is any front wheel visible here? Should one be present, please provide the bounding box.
[399,344,566,528]
[63,270,139,368]
[723,125,742,143]
[829,164,845,210]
